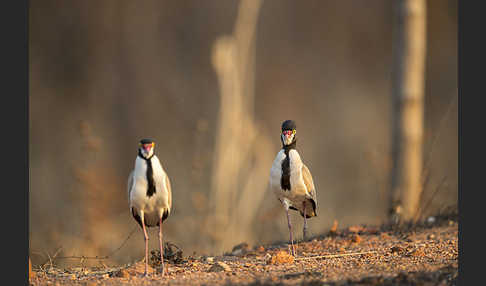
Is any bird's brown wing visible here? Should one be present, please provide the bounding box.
[165,175,172,210]
[302,164,316,199]
[302,164,317,216]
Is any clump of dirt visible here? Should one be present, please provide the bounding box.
[265,251,295,265]
[229,242,251,256]
[150,241,185,267]
[208,261,232,272]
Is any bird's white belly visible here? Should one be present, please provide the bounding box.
[131,178,169,208]
[269,149,307,207]
[129,156,171,222]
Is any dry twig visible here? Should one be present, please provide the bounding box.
[295,250,378,260]
[35,225,138,267]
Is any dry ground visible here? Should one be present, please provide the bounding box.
[30,214,458,286]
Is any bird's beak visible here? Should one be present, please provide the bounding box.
[143,144,152,152]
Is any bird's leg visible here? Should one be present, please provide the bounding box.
[303,201,308,241]
[141,214,149,277]
[285,207,296,256]
[158,217,166,276]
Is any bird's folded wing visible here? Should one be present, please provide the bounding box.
[302,164,317,202]
[165,175,172,210]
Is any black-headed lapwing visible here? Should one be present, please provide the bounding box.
[269,120,317,256]
[128,138,172,276]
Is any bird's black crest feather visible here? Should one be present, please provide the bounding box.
[281,120,296,131]
[140,138,155,145]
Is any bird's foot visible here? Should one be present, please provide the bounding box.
[288,244,296,257]
[157,265,167,276]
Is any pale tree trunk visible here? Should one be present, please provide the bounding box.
[209,0,271,253]
[389,0,427,223]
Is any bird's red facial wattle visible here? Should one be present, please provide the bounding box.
[142,143,153,152]
[281,129,296,146]
[282,130,295,138]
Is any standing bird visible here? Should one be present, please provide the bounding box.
[128,138,172,276]
[269,120,317,256]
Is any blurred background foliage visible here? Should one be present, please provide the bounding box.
[29,0,457,266]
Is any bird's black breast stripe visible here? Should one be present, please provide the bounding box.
[281,149,291,191]
[138,150,156,197]
[146,159,156,197]
[280,140,296,191]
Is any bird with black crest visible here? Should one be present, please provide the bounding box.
[269,120,317,256]
[128,138,172,276]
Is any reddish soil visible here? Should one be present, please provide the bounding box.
[29,215,458,286]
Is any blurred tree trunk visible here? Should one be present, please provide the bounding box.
[209,0,270,253]
[389,0,427,223]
